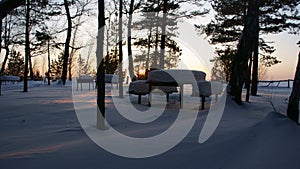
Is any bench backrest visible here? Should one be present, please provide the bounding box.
[147,69,206,84]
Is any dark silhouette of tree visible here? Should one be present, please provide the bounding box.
[67,0,95,81]
[77,54,92,76]
[229,0,259,105]
[118,0,123,97]
[210,47,235,83]
[24,0,30,92]
[125,0,141,79]
[287,51,300,124]
[5,50,25,78]
[136,0,208,71]
[0,15,14,76]
[96,0,105,129]
[50,53,64,79]
[61,0,72,85]
[199,0,299,104]
[35,29,57,85]
[133,36,182,69]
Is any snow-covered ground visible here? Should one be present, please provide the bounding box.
[0,82,299,169]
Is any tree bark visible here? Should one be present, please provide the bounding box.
[68,16,81,81]
[118,0,123,97]
[24,0,30,92]
[245,54,252,102]
[47,39,51,85]
[145,30,152,71]
[1,17,10,75]
[153,25,159,69]
[251,12,259,96]
[127,0,135,79]
[229,0,259,105]
[61,0,72,85]
[29,55,34,80]
[97,0,105,130]
[159,0,167,69]
[287,52,300,124]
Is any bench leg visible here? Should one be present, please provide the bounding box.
[166,93,169,102]
[138,95,142,104]
[148,93,152,106]
[180,84,183,108]
[201,96,205,110]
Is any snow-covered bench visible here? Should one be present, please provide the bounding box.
[77,75,94,91]
[192,81,224,110]
[104,74,119,89]
[0,75,20,96]
[129,69,223,109]
[0,75,20,84]
[128,80,178,104]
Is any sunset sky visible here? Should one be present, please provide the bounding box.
[175,20,300,81]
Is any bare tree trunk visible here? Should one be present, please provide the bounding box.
[246,54,252,102]
[1,45,9,75]
[47,39,51,85]
[287,52,300,124]
[29,55,34,80]
[153,26,159,69]
[118,0,123,97]
[24,0,30,92]
[61,0,72,85]
[97,0,105,130]
[145,30,152,71]
[127,0,134,79]
[251,14,259,96]
[229,0,259,105]
[159,0,167,69]
[0,16,10,75]
[68,16,81,81]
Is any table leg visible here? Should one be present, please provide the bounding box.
[180,84,183,108]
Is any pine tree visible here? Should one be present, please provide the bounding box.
[199,0,299,103]
[6,50,25,78]
[287,51,300,124]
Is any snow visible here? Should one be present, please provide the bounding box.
[0,82,300,169]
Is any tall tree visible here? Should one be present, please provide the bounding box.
[61,0,72,85]
[138,0,207,70]
[96,0,105,129]
[118,0,123,97]
[199,0,299,103]
[229,0,259,105]
[67,0,95,81]
[159,0,167,69]
[125,0,136,79]
[6,50,25,78]
[287,51,300,124]
[35,30,54,85]
[133,36,182,70]
[0,15,13,75]
[24,0,30,92]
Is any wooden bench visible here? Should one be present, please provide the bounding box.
[0,75,20,96]
[129,69,223,109]
[77,76,94,91]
